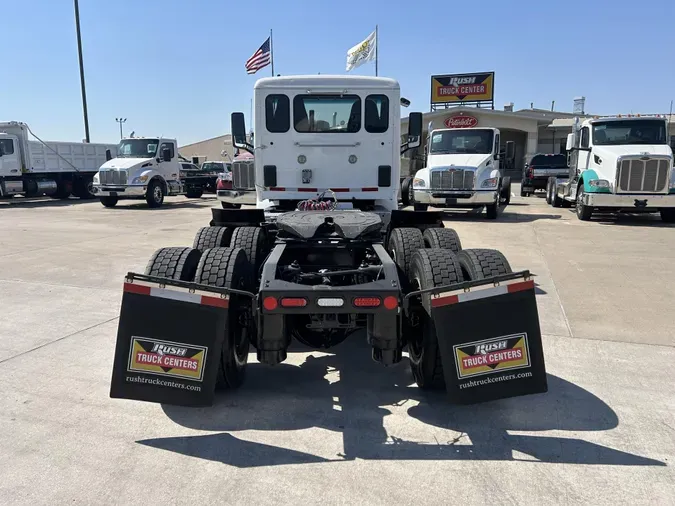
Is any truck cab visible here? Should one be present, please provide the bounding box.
[549,116,675,222]
[231,75,406,214]
[93,137,182,208]
[410,127,513,218]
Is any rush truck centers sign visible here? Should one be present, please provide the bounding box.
[445,115,478,128]
[431,72,495,104]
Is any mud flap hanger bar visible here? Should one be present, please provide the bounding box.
[402,270,533,315]
[124,272,257,300]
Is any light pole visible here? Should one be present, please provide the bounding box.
[116,118,127,139]
[74,0,90,143]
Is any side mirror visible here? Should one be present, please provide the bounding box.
[105,149,112,161]
[407,112,422,149]
[505,141,515,161]
[192,156,200,165]
[162,148,171,162]
[566,133,574,151]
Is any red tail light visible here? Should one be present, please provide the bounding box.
[353,297,381,307]
[263,297,278,311]
[280,297,307,307]
[383,296,398,310]
[527,166,534,178]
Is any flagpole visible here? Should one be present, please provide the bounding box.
[375,25,378,76]
[270,29,274,76]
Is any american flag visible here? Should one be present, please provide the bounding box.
[245,37,271,74]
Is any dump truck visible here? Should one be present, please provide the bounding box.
[0,121,117,199]
[110,76,547,407]
[547,115,675,221]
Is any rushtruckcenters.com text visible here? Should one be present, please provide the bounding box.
[125,375,201,392]
[458,371,532,389]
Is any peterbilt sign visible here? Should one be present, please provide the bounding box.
[431,72,495,104]
[444,115,478,128]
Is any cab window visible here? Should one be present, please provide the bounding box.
[265,94,290,133]
[0,139,14,155]
[580,127,589,148]
[365,95,389,133]
[293,95,361,133]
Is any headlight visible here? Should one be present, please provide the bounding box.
[481,177,498,188]
[412,178,426,188]
[588,179,610,188]
[131,175,149,184]
[93,173,99,183]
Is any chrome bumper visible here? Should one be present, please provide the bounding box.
[583,192,675,208]
[414,189,498,206]
[93,185,146,197]
[217,189,256,205]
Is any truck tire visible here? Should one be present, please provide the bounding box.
[194,247,253,389]
[423,227,462,253]
[144,246,201,281]
[221,202,242,209]
[230,226,268,279]
[388,227,424,285]
[575,186,593,221]
[145,179,165,208]
[500,176,511,206]
[546,177,555,205]
[185,188,203,198]
[407,248,464,389]
[50,180,72,199]
[485,201,499,219]
[193,226,233,251]
[100,196,118,208]
[551,181,563,208]
[457,248,512,281]
[73,177,95,199]
[661,209,675,223]
[401,177,412,207]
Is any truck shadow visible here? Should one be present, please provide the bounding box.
[437,209,562,223]
[0,197,97,208]
[138,339,664,468]
[589,212,675,228]
[0,196,218,210]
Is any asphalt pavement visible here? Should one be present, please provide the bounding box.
[0,190,673,505]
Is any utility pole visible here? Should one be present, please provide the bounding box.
[74,0,90,143]
[116,118,127,139]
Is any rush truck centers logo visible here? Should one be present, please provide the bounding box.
[453,333,530,379]
[431,72,494,104]
[127,337,207,381]
[444,114,478,128]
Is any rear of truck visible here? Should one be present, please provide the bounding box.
[520,153,568,197]
[110,76,547,408]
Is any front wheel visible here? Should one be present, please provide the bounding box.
[73,177,96,199]
[575,186,593,221]
[145,179,165,208]
[185,188,203,198]
[401,177,412,207]
[485,200,499,219]
[500,177,511,206]
[100,196,118,208]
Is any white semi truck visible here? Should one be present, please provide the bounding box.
[547,115,675,222]
[93,137,218,208]
[410,126,514,218]
[0,121,117,200]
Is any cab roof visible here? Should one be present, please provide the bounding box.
[254,75,399,90]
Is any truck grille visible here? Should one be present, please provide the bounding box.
[99,169,128,185]
[617,158,669,193]
[232,160,255,190]
[430,169,475,190]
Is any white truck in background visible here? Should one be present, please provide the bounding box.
[410,127,514,219]
[93,137,218,208]
[0,121,117,200]
[547,115,675,222]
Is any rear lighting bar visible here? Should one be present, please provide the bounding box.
[262,295,398,311]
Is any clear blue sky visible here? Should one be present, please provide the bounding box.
[2,0,674,145]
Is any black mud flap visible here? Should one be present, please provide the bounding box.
[427,273,547,404]
[110,274,241,407]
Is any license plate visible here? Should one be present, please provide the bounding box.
[110,192,118,197]
[445,198,457,205]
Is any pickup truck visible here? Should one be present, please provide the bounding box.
[520,153,568,197]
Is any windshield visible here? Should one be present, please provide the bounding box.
[293,95,361,133]
[117,139,159,158]
[202,162,229,172]
[530,154,567,166]
[430,129,494,154]
[592,120,667,146]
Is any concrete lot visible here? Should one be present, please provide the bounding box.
[0,190,674,505]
